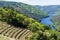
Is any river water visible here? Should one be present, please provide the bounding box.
[40,13,56,30]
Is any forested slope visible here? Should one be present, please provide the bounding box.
[0,1,48,21]
[51,13,60,31]
[0,7,60,40]
[35,5,60,14]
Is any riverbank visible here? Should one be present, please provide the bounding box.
[40,13,56,30]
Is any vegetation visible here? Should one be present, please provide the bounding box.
[35,5,60,14]
[0,21,30,40]
[0,7,60,40]
[0,1,48,21]
[0,35,12,40]
[51,13,60,31]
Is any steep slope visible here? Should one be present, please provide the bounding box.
[0,1,48,21]
[35,5,60,31]
[0,35,16,40]
[0,6,60,40]
[51,14,60,31]
[0,21,31,40]
[35,5,60,14]
[0,7,32,40]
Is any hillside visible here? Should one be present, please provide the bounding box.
[0,21,31,40]
[0,35,14,40]
[51,14,60,31]
[35,5,60,31]
[0,7,60,40]
[0,1,48,21]
[0,1,60,40]
[35,5,60,14]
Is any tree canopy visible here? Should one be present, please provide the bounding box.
[0,7,60,40]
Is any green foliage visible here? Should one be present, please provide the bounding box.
[27,22,45,32]
[0,1,48,21]
[27,30,60,40]
[51,14,60,31]
[0,7,60,40]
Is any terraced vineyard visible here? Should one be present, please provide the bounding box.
[0,21,31,40]
[0,35,16,40]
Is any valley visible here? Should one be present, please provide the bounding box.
[40,13,56,30]
[0,1,60,40]
[35,5,60,31]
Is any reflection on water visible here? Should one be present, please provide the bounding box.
[40,13,56,29]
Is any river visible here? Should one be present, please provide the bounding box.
[40,13,56,30]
